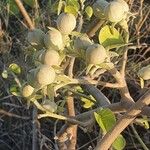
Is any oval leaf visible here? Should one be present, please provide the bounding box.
[94,108,116,133]
[64,5,78,17]
[9,63,21,74]
[112,134,126,150]
[85,6,93,18]
[99,25,124,48]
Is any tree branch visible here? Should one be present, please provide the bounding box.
[95,90,150,150]
[14,0,34,30]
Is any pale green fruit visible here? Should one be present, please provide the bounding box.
[36,65,56,86]
[74,34,93,50]
[40,50,60,66]
[138,65,150,80]
[93,0,109,19]
[57,13,76,34]
[104,1,125,23]
[27,29,45,49]
[115,0,129,20]
[86,44,107,65]
[115,0,129,12]
[22,85,34,97]
[42,100,57,112]
[44,28,63,50]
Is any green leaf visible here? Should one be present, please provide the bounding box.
[112,134,126,150]
[9,63,21,74]
[8,0,19,15]
[94,108,126,150]
[57,0,64,15]
[56,75,71,83]
[64,5,78,17]
[23,0,35,8]
[81,97,95,108]
[86,64,94,75]
[75,86,84,93]
[1,70,8,79]
[136,117,149,129]
[10,85,20,96]
[94,108,116,133]
[99,25,124,48]
[97,62,114,70]
[85,6,93,18]
[70,31,82,37]
[66,0,80,11]
[109,51,119,58]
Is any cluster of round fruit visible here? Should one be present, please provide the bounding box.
[22,10,110,100]
[93,0,129,23]
[22,12,77,99]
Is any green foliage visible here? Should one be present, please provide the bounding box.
[112,135,126,150]
[64,5,78,17]
[80,95,96,108]
[94,108,126,150]
[1,70,8,79]
[85,6,93,19]
[10,84,20,96]
[9,63,21,74]
[99,25,124,49]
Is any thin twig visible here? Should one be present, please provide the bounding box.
[87,20,105,37]
[131,124,149,150]
[0,109,30,119]
[120,47,128,77]
[14,0,34,30]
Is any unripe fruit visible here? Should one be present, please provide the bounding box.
[27,29,45,49]
[86,44,107,65]
[44,28,63,50]
[40,50,60,66]
[104,1,125,23]
[22,85,34,98]
[114,0,129,12]
[138,65,150,80]
[36,65,56,86]
[42,100,57,112]
[57,13,76,34]
[93,0,109,19]
[74,34,93,50]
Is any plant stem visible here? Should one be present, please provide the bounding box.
[131,124,149,150]
[14,0,34,30]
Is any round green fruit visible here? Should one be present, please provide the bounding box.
[27,29,45,49]
[22,85,34,98]
[57,13,76,34]
[40,50,60,66]
[86,44,107,65]
[104,1,125,23]
[36,65,56,86]
[44,28,63,50]
[138,65,150,80]
[74,34,93,50]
